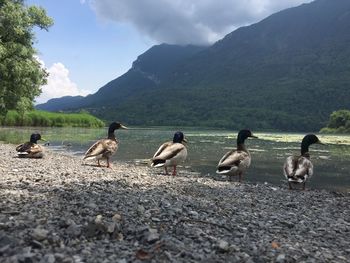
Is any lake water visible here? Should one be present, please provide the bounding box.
[1,126,350,192]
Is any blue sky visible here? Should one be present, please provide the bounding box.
[27,0,312,104]
[28,0,154,103]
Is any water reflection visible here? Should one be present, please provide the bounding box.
[0,126,349,192]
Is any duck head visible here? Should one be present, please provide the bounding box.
[30,133,43,144]
[173,131,188,143]
[301,134,322,155]
[237,129,258,145]
[108,122,128,139]
[108,122,128,133]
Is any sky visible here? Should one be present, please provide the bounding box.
[28,0,313,104]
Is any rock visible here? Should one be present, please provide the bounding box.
[137,205,145,215]
[146,228,159,243]
[112,213,122,222]
[217,240,230,252]
[66,223,81,237]
[94,215,103,224]
[32,228,49,241]
[189,211,199,219]
[40,254,55,263]
[106,222,116,233]
[276,254,286,262]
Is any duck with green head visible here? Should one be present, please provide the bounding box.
[151,131,188,176]
[283,134,323,190]
[83,122,127,168]
[216,129,258,182]
[16,133,45,158]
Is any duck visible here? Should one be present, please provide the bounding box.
[83,122,127,168]
[283,134,323,190]
[151,131,188,176]
[16,133,45,158]
[216,129,258,182]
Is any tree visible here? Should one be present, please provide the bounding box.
[320,110,350,134]
[0,0,53,117]
[327,110,350,129]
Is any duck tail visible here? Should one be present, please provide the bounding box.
[151,159,165,168]
[216,166,235,174]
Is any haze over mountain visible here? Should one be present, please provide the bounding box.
[37,0,350,131]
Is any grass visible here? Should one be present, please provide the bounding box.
[1,110,105,128]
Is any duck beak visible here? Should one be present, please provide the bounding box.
[250,135,258,139]
[120,125,128,130]
[317,140,325,145]
[183,138,188,143]
[40,138,47,141]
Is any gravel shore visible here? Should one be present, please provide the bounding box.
[0,143,349,263]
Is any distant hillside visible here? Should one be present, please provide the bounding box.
[36,44,206,117]
[37,0,350,131]
[37,96,84,111]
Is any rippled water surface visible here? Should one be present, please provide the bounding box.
[1,126,350,192]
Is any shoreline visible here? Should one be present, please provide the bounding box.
[0,143,349,262]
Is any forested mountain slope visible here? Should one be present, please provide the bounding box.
[37,0,350,131]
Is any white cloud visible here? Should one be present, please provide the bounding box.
[90,0,313,45]
[35,58,89,104]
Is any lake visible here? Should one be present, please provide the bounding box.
[1,126,350,192]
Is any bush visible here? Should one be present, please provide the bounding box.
[1,110,105,128]
[320,109,350,133]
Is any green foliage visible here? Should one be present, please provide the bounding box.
[0,110,105,128]
[320,110,350,134]
[0,0,53,116]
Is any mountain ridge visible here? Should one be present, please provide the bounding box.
[37,0,350,131]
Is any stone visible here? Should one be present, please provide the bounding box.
[32,228,49,241]
[276,254,286,262]
[217,240,230,252]
[146,228,159,243]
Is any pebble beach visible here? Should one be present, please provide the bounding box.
[0,143,349,263]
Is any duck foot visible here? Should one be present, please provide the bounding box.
[106,159,113,169]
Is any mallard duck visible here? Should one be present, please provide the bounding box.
[216,129,258,182]
[283,134,323,190]
[151,131,188,176]
[16,133,45,158]
[83,122,127,168]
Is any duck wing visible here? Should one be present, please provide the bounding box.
[153,141,172,158]
[84,139,117,159]
[151,142,186,166]
[217,150,250,171]
[16,142,32,153]
[16,142,43,158]
[284,156,313,182]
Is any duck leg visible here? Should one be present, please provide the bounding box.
[164,167,169,175]
[238,172,242,182]
[107,158,111,168]
[97,160,101,167]
[302,182,306,190]
[288,182,292,190]
[172,165,177,176]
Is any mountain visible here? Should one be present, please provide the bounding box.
[36,44,206,118]
[37,0,350,131]
[36,96,84,112]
